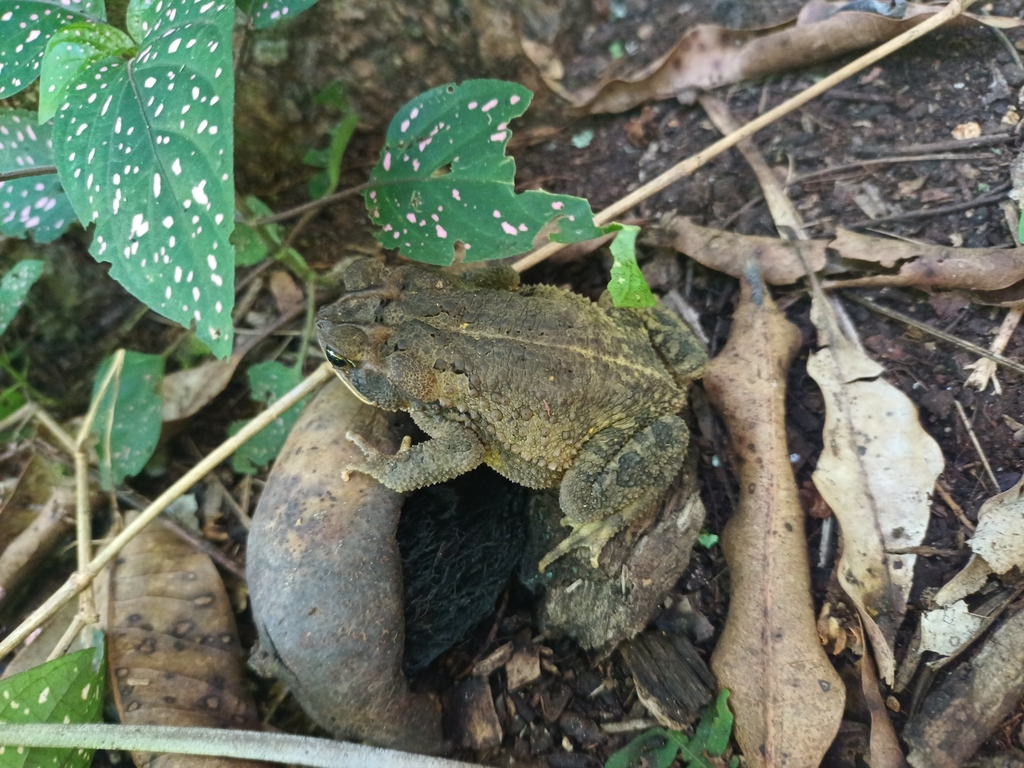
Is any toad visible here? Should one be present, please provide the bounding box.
[315,258,706,570]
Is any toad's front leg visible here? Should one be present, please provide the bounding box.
[345,413,486,492]
[539,414,690,571]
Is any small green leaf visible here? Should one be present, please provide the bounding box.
[607,223,656,308]
[231,222,268,267]
[365,79,602,265]
[0,640,105,768]
[571,129,594,149]
[239,0,318,29]
[605,728,684,768]
[0,388,26,422]
[694,689,734,757]
[39,22,136,123]
[308,109,357,199]
[0,0,105,99]
[91,351,165,489]
[230,361,306,473]
[0,110,78,243]
[697,532,719,549]
[0,260,43,335]
[52,0,237,357]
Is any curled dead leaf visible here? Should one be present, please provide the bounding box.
[825,228,1024,291]
[105,512,266,768]
[807,293,943,684]
[649,215,826,284]
[705,268,844,768]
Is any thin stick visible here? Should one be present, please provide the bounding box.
[790,152,1006,185]
[30,407,76,456]
[954,400,1000,493]
[844,181,1011,230]
[0,724,486,768]
[0,363,334,659]
[934,481,976,533]
[840,294,1024,378]
[511,0,975,273]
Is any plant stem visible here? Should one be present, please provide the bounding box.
[0,724,487,768]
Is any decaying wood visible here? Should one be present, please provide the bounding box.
[619,631,715,731]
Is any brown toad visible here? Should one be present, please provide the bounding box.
[315,258,706,570]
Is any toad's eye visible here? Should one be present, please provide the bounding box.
[325,348,356,369]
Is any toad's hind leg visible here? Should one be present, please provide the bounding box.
[539,414,690,571]
[346,413,485,492]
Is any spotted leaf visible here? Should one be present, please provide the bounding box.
[39,22,136,123]
[52,0,235,357]
[238,0,318,29]
[0,640,105,768]
[365,79,602,265]
[0,260,43,335]
[0,0,105,98]
[91,351,164,489]
[0,110,77,242]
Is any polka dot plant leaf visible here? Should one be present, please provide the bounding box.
[51,0,236,357]
[238,0,318,30]
[0,641,105,768]
[38,22,136,123]
[365,79,603,265]
[0,110,77,243]
[0,0,105,98]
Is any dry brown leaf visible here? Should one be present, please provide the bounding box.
[933,475,1024,605]
[705,270,844,768]
[247,379,443,754]
[806,294,943,684]
[106,512,266,768]
[161,356,241,422]
[561,2,1020,114]
[825,228,1024,291]
[650,215,826,284]
[859,649,907,768]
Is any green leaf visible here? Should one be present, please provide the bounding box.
[605,691,735,768]
[0,640,105,768]
[694,689,734,757]
[365,79,602,265]
[697,532,719,548]
[605,728,684,768]
[39,22,136,123]
[0,260,43,335]
[0,0,105,98]
[239,0,319,29]
[91,351,164,489]
[0,110,78,243]
[307,109,357,199]
[230,361,306,474]
[607,223,655,308]
[52,0,236,358]
[231,222,268,267]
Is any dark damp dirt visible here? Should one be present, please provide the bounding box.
[3,0,1024,765]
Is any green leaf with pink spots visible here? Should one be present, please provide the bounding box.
[38,22,135,123]
[0,639,105,768]
[51,0,236,357]
[0,0,105,99]
[365,79,602,265]
[0,110,77,242]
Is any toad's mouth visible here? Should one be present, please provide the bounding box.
[331,368,376,406]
